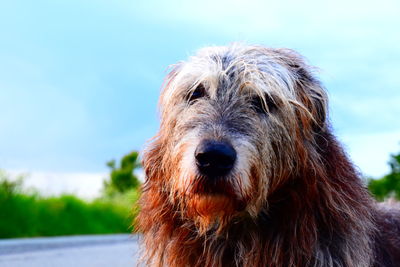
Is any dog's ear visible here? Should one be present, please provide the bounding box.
[159,63,183,112]
[294,66,327,131]
[309,85,328,131]
[275,49,328,131]
[142,65,183,186]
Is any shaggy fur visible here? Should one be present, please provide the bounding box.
[136,44,400,266]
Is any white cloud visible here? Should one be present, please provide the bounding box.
[5,168,145,199]
[340,131,400,178]
[7,170,107,199]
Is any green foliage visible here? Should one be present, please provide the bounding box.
[368,151,400,201]
[0,171,137,239]
[105,151,141,194]
[98,188,141,221]
[0,170,24,195]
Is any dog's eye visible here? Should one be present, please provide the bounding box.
[251,94,277,114]
[187,83,205,102]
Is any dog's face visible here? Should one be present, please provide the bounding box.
[145,45,327,231]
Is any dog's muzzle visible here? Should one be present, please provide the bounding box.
[195,140,236,177]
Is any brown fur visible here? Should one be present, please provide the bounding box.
[136,44,400,266]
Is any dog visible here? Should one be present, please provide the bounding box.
[136,44,400,266]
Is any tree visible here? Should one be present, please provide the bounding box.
[105,151,141,194]
[0,170,24,196]
[368,151,400,201]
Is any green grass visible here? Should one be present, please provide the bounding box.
[0,171,139,238]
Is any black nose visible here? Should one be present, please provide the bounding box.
[195,140,236,177]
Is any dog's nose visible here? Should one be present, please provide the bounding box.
[195,140,236,177]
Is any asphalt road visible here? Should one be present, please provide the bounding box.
[0,234,139,267]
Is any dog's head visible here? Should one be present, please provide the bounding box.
[143,44,327,232]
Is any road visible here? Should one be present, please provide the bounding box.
[0,234,139,267]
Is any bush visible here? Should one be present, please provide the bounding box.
[0,171,138,238]
[368,152,400,201]
[105,151,141,194]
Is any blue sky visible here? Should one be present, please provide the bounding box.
[0,0,399,196]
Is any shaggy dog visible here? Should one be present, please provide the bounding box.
[136,44,400,266]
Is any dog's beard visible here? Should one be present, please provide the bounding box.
[174,173,248,234]
[185,193,238,234]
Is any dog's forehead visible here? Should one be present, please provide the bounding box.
[159,44,322,109]
[177,46,295,94]
[190,45,289,73]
